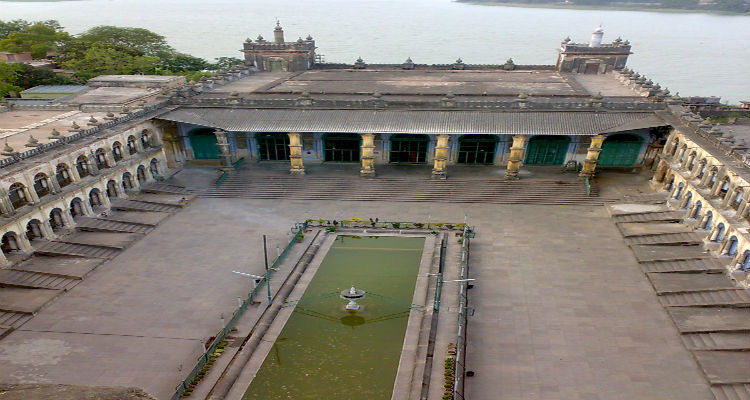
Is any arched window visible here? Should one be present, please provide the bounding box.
[678,144,687,160]
[106,180,119,199]
[112,142,123,162]
[8,182,28,209]
[149,158,159,177]
[713,223,726,242]
[674,182,684,200]
[137,165,147,184]
[1,232,21,253]
[716,177,730,198]
[669,139,679,156]
[33,172,50,198]
[692,200,703,219]
[76,155,90,178]
[687,152,696,170]
[95,148,109,169]
[732,189,743,209]
[140,130,150,148]
[127,135,138,155]
[70,198,85,217]
[740,250,750,271]
[708,169,718,187]
[89,188,103,208]
[49,208,65,230]
[703,211,713,230]
[122,172,134,190]
[725,236,739,256]
[56,164,72,187]
[26,219,43,241]
[696,160,707,179]
[682,192,692,209]
[666,176,675,192]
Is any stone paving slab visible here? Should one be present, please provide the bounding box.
[13,256,102,279]
[0,384,157,400]
[0,287,62,314]
[639,259,729,273]
[693,351,750,384]
[630,244,711,262]
[132,193,195,206]
[57,232,142,249]
[618,222,693,237]
[667,306,750,333]
[608,203,672,215]
[103,211,171,226]
[647,272,739,294]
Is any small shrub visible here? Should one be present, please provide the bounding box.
[317,219,326,224]
[414,222,424,228]
[455,223,466,228]
[434,222,444,228]
[326,226,337,232]
[391,222,401,229]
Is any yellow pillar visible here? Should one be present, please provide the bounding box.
[287,132,305,175]
[432,134,450,179]
[360,133,376,177]
[579,134,606,177]
[505,135,527,180]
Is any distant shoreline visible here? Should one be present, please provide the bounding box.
[455,1,750,16]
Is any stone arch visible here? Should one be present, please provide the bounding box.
[25,219,44,241]
[696,159,707,179]
[681,191,693,209]
[127,135,138,155]
[724,235,739,256]
[56,163,73,187]
[1,231,22,253]
[712,222,726,242]
[666,174,675,192]
[106,179,120,199]
[95,148,109,169]
[49,208,65,230]
[8,182,29,209]
[149,158,159,177]
[686,151,697,170]
[730,188,744,209]
[89,188,103,209]
[33,172,51,198]
[739,250,750,271]
[669,137,680,157]
[122,172,134,190]
[112,141,124,162]
[673,182,685,200]
[136,165,147,184]
[677,143,688,161]
[702,211,714,230]
[691,200,703,219]
[76,154,91,178]
[140,129,151,148]
[715,176,730,198]
[70,197,85,217]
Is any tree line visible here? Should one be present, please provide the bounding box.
[0,19,245,98]
[459,0,750,13]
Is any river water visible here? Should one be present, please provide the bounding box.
[2,0,748,103]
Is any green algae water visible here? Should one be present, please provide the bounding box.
[243,235,425,400]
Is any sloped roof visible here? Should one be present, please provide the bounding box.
[158,108,666,135]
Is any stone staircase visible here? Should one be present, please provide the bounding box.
[194,175,615,206]
[624,232,707,245]
[34,241,120,259]
[659,289,750,307]
[110,198,182,212]
[612,210,687,223]
[0,269,79,291]
[75,217,154,234]
[639,258,729,273]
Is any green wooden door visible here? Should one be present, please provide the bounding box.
[598,134,643,167]
[524,136,570,165]
[189,131,219,159]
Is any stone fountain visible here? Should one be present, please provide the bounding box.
[340,286,366,311]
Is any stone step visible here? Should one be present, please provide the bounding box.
[612,211,687,223]
[141,182,191,195]
[711,384,750,400]
[621,192,669,203]
[0,311,31,329]
[682,333,750,351]
[659,290,750,307]
[639,258,729,273]
[34,241,119,259]
[75,217,153,234]
[625,232,707,245]
[110,199,181,213]
[0,269,79,291]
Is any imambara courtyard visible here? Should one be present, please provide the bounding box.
[0,24,748,400]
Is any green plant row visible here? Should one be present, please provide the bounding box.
[443,343,457,400]
[180,341,228,397]
[305,218,467,230]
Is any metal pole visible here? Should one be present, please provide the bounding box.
[263,235,269,271]
[266,273,272,305]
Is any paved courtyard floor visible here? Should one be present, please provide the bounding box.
[0,168,712,399]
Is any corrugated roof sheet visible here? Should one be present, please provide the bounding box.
[158,108,666,135]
